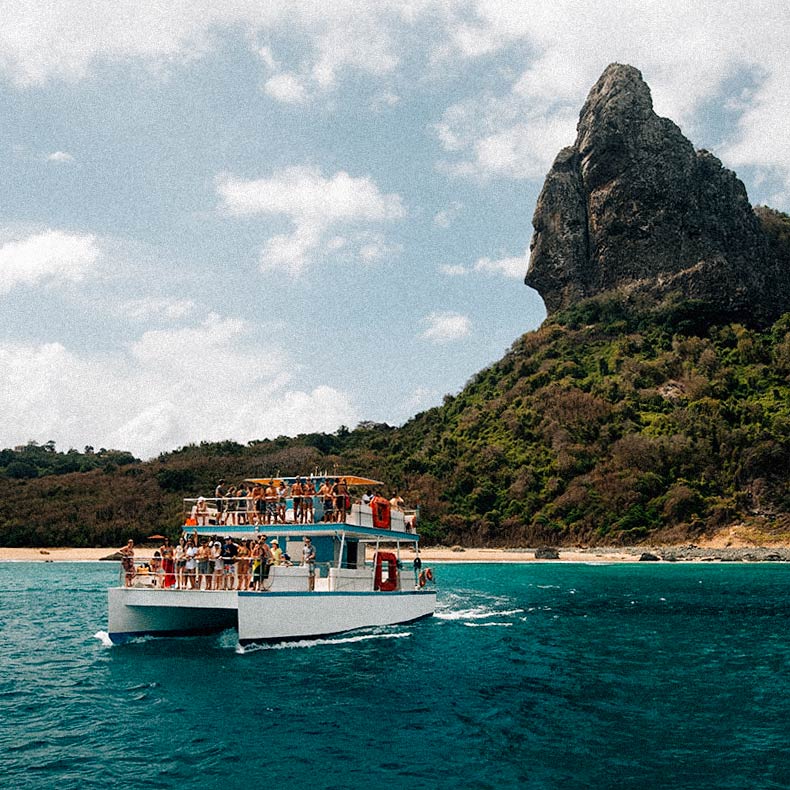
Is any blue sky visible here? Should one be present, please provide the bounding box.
[1,2,789,458]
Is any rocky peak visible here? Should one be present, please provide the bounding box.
[526,63,790,325]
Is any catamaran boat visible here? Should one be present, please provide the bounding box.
[107,475,436,644]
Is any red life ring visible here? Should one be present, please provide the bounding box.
[374,551,398,591]
[371,499,391,529]
[425,567,434,582]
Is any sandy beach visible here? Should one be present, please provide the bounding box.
[2,541,789,563]
[0,546,635,563]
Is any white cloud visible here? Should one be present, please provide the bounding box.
[370,90,401,111]
[123,297,196,321]
[439,249,528,279]
[257,45,279,72]
[217,166,404,276]
[0,230,100,295]
[0,1,412,93]
[421,310,471,343]
[431,2,790,196]
[433,200,463,227]
[438,263,468,277]
[46,150,74,163]
[474,250,529,279]
[0,315,358,459]
[359,240,396,262]
[3,3,790,195]
[264,72,308,104]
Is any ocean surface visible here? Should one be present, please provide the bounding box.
[1,561,789,790]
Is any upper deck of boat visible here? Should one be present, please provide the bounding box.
[182,474,420,544]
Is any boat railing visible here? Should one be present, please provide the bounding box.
[184,496,352,527]
[118,556,358,590]
[183,497,417,531]
[116,555,429,592]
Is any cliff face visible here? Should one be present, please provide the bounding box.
[526,63,790,325]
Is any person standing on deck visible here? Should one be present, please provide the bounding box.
[214,480,226,526]
[335,477,350,523]
[276,481,287,524]
[174,537,186,589]
[259,535,273,588]
[318,480,334,522]
[225,486,237,526]
[302,536,316,591]
[160,537,176,588]
[119,539,135,587]
[237,483,249,526]
[184,538,198,589]
[251,483,263,526]
[291,478,304,523]
[197,539,212,590]
[211,540,223,590]
[302,479,315,523]
[221,536,238,590]
[264,483,276,525]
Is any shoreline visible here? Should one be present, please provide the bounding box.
[3,544,790,564]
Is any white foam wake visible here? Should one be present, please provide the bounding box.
[463,622,513,628]
[93,630,114,647]
[434,607,524,621]
[236,631,411,653]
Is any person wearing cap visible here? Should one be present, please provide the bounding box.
[195,496,208,526]
[211,540,224,589]
[269,538,283,566]
[221,536,238,589]
[302,536,316,591]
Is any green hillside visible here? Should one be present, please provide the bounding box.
[2,297,789,548]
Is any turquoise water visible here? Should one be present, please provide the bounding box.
[1,562,789,789]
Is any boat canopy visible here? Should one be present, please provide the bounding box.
[244,475,383,486]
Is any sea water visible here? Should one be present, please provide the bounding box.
[1,561,789,790]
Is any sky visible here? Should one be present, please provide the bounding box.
[2,1,790,459]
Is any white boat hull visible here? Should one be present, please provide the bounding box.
[107,587,436,644]
[237,590,436,643]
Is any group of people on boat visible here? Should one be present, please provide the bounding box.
[119,534,317,591]
[191,478,406,528]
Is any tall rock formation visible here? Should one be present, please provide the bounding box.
[525,63,790,325]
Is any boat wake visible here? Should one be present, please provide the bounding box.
[236,630,411,653]
[434,607,524,621]
[463,621,513,628]
[93,630,114,647]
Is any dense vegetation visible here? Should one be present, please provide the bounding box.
[0,442,137,479]
[2,298,790,548]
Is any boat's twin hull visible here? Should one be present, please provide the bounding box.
[107,587,436,644]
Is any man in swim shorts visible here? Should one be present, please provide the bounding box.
[302,536,316,591]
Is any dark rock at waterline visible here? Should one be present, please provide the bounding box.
[535,546,560,559]
[639,552,660,561]
[100,552,124,561]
